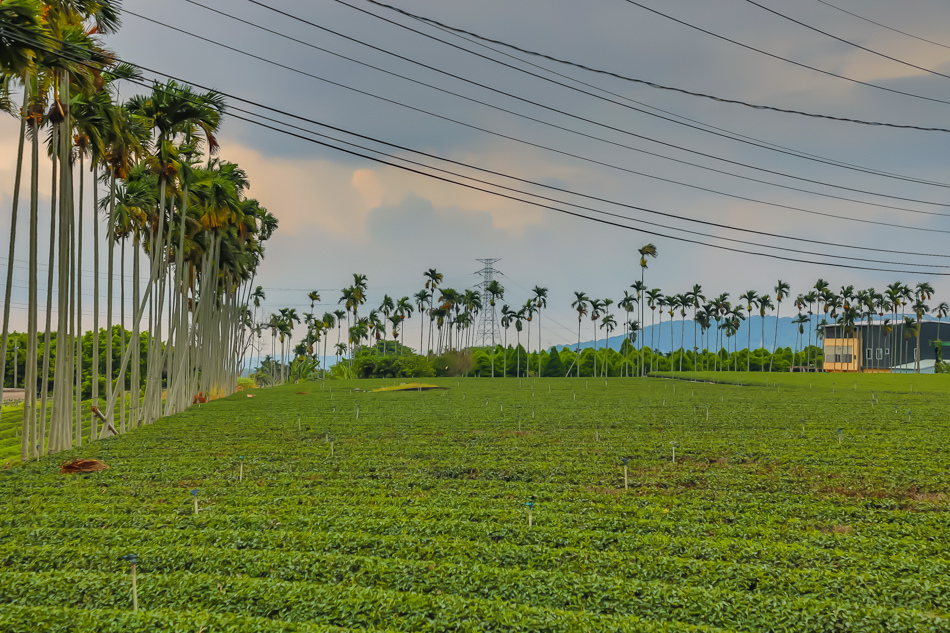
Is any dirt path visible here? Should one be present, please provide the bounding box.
[2,389,25,403]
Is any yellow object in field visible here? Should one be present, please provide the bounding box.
[372,383,444,392]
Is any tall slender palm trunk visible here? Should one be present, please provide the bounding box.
[91,166,100,439]
[22,86,40,461]
[1,94,27,409]
[39,125,59,455]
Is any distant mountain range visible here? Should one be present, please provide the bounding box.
[557,316,822,354]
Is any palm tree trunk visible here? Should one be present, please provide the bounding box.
[537,310,542,377]
[119,241,126,434]
[669,315,674,372]
[74,155,84,446]
[22,84,40,461]
[747,313,752,373]
[1,93,27,410]
[679,315,685,372]
[39,125,59,454]
[916,317,922,374]
[91,166,100,438]
[770,302,780,373]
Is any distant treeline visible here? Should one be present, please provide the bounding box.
[325,342,825,379]
[2,326,152,397]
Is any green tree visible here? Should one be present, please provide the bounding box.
[636,243,657,376]
[542,346,564,377]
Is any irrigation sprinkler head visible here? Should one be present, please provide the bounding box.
[121,554,138,565]
[525,500,534,509]
[621,456,631,465]
[190,488,198,497]
[239,456,244,461]
[670,441,678,447]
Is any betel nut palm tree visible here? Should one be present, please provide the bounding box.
[637,243,657,376]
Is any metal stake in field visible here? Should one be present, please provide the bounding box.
[330,437,335,457]
[622,456,631,490]
[836,428,843,445]
[595,423,600,442]
[356,404,360,420]
[191,488,199,515]
[526,500,534,527]
[239,456,244,482]
[670,441,678,463]
[298,414,301,431]
[122,554,138,611]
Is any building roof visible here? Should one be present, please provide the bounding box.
[889,359,937,373]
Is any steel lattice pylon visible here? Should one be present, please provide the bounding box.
[474,259,502,348]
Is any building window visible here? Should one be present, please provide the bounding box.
[866,348,873,360]
[876,348,883,360]
[885,348,890,355]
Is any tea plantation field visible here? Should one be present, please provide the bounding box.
[1,376,949,631]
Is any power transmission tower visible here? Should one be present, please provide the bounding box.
[475,259,502,348]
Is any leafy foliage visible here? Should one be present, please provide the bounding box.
[0,375,948,630]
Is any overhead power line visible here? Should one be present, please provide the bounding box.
[742,0,950,80]
[228,110,950,276]
[7,29,950,277]
[221,105,950,268]
[122,10,950,216]
[356,0,950,133]
[324,0,950,189]
[13,22,949,237]
[815,0,950,51]
[394,4,948,188]
[621,0,950,106]
[234,0,950,200]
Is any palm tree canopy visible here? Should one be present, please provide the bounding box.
[637,243,658,269]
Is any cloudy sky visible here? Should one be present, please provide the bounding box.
[3,0,950,352]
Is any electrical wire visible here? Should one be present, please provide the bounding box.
[814,0,950,51]
[363,0,949,184]
[118,8,950,218]
[741,0,950,80]
[225,106,950,268]
[215,102,950,258]
[101,13,950,227]
[356,0,950,133]
[621,0,950,106]
[6,29,950,276]
[54,14,946,246]
[252,0,950,191]
[119,12,950,222]
[224,110,950,276]
[223,1,950,205]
